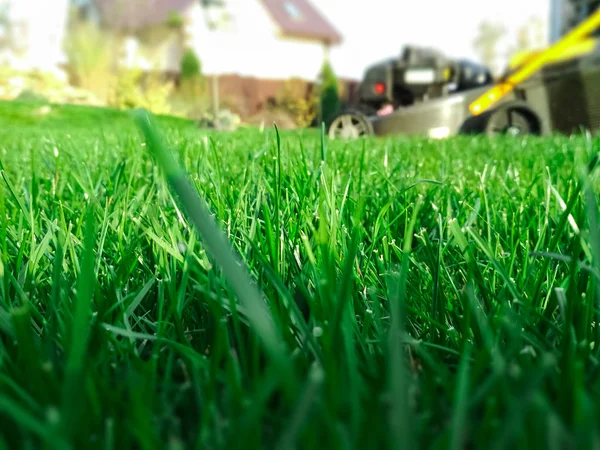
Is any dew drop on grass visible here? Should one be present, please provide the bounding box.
[520,346,536,357]
[508,363,521,379]
[309,362,325,383]
[46,407,60,425]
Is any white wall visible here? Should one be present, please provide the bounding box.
[127,33,183,73]
[186,1,327,81]
[0,0,69,74]
[86,0,327,80]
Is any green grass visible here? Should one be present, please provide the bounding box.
[1,100,600,449]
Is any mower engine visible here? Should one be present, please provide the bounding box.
[355,45,494,115]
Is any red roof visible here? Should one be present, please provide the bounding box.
[260,0,342,45]
[91,0,342,45]
[92,0,197,31]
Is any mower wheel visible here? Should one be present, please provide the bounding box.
[483,105,540,136]
[327,109,374,140]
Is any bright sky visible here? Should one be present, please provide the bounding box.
[318,0,551,79]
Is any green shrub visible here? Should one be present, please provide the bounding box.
[176,48,206,118]
[142,73,176,116]
[275,78,318,128]
[0,67,103,106]
[180,48,202,81]
[110,68,143,110]
[15,89,48,104]
[63,18,117,103]
[167,11,184,29]
[110,68,175,116]
[318,60,340,126]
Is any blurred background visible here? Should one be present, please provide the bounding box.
[0,0,590,130]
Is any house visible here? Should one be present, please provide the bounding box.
[549,0,600,43]
[85,0,342,82]
[0,0,69,76]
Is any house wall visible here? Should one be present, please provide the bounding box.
[549,0,566,43]
[549,0,600,42]
[185,0,328,81]
[111,0,331,80]
[121,30,183,73]
[0,0,69,74]
[212,73,358,119]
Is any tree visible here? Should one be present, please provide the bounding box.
[318,60,339,126]
[473,21,507,75]
[199,0,228,128]
[513,16,546,53]
[64,16,117,102]
[180,47,201,81]
[0,3,9,48]
[179,47,205,101]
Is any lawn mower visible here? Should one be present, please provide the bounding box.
[327,8,600,140]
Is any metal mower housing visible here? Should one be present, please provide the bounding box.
[328,36,600,140]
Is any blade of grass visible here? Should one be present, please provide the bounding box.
[450,343,472,450]
[386,196,422,450]
[133,109,295,393]
[60,204,97,440]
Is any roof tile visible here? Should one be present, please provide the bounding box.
[92,0,196,31]
[260,0,342,44]
[91,0,342,44]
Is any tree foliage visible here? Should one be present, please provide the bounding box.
[473,21,507,74]
[180,48,202,81]
[318,59,339,126]
[512,16,546,53]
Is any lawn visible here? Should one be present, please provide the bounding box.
[1,100,600,449]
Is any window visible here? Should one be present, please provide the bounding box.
[284,1,303,21]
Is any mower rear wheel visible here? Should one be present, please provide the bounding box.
[484,106,537,136]
[327,110,374,140]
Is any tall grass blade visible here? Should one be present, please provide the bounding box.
[133,110,292,387]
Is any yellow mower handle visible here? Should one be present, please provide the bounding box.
[469,8,600,116]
